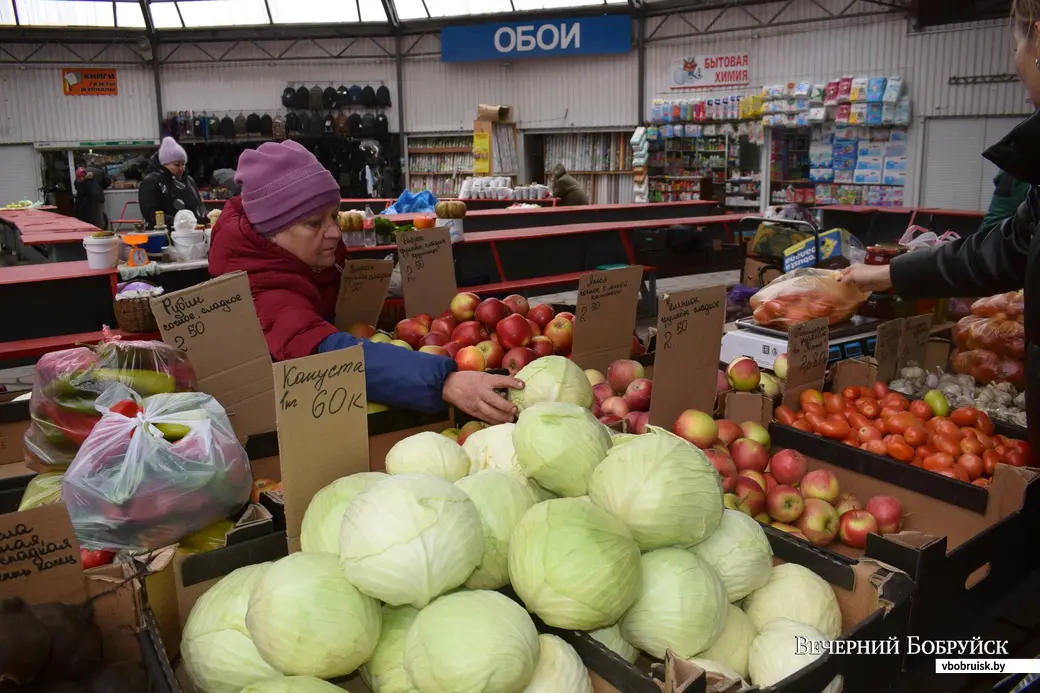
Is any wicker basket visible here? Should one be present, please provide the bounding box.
[114,281,159,333]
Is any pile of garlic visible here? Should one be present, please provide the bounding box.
[888,362,1026,427]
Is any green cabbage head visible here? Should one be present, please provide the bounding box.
[695,604,758,679]
[245,552,381,678]
[742,563,842,639]
[403,590,540,693]
[588,426,723,550]
[509,498,641,630]
[589,625,638,664]
[747,618,828,687]
[238,677,345,693]
[462,423,521,475]
[508,355,593,411]
[455,470,537,589]
[513,402,612,497]
[181,563,281,693]
[340,473,483,608]
[522,634,593,693]
[620,548,728,659]
[690,510,773,602]
[360,604,420,693]
[384,431,470,481]
[300,472,387,554]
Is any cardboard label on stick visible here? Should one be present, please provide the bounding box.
[0,504,85,604]
[570,266,644,374]
[898,314,933,372]
[873,318,904,385]
[397,227,457,318]
[783,318,829,408]
[648,286,726,428]
[334,259,393,331]
[274,345,369,553]
[151,272,275,438]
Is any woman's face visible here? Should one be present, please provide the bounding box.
[271,204,341,268]
[1014,21,1040,107]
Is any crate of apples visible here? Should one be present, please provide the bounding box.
[587,359,653,431]
[773,382,1033,486]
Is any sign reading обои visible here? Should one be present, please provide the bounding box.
[441,15,632,63]
[670,54,751,90]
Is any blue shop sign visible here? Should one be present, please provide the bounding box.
[441,15,632,63]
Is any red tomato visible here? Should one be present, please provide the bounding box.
[974,432,996,451]
[933,435,962,457]
[109,399,141,418]
[950,407,979,428]
[975,411,995,436]
[923,453,955,471]
[911,456,925,468]
[819,419,851,440]
[887,440,915,462]
[915,444,938,459]
[886,412,917,435]
[994,434,1010,448]
[80,549,116,570]
[848,412,871,431]
[881,393,910,411]
[827,413,847,423]
[800,389,825,409]
[843,438,860,447]
[904,425,929,447]
[842,386,862,401]
[774,405,797,426]
[972,478,991,487]
[795,410,806,420]
[856,399,882,419]
[824,393,846,414]
[982,449,1001,477]
[858,426,882,443]
[802,402,827,418]
[935,468,963,481]
[806,413,827,432]
[880,406,905,422]
[792,419,813,433]
[753,306,774,324]
[933,419,965,441]
[1006,449,1029,467]
[927,416,951,433]
[872,381,890,399]
[909,400,933,421]
[956,454,984,481]
[864,440,889,456]
[959,437,985,456]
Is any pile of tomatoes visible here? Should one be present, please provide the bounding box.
[774,382,1033,487]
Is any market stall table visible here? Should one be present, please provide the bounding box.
[0,208,100,263]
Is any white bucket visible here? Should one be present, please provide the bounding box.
[83,235,120,269]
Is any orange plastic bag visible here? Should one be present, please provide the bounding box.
[749,268,871,330]
[953,315,1026,359]
[951,348,1025,388]
[971,291,1024,322]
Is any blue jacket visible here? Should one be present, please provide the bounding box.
[319,332,457,414]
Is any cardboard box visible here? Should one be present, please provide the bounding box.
[781,228,852,272]
[0,392,31,475]
[742,257,782,288]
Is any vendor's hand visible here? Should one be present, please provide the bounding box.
[839,264,893,293]
[442,371,524,425]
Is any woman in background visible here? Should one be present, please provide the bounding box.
[138,137,206,229]
[551,164,590,206]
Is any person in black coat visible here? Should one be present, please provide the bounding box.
[73,165,111,229]
[551,164,589,206]
[138,137,206,229]
[841,0,1040,457]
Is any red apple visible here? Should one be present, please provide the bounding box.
[726,356,762,392]
[766,485,805,523]
[738,470,767,493]
[475,298,510,330]
[455,346,486,372]
[527,318,542,336]
[430,316,457,336]
[476,340,504,369]
[502,347,536,376]
[625,411,650,435]
[585,369,606,385]
[734,477,766,516]
[528,304,555,329]
[771,522,806,539]
[801,470,841,504]
[838,509,878,549]
[773,353,789,380]
[730,438,769,473]
[631,334,646,357]
[866,495,903,534]
[530,336,554,358]
[592,382,614,406]
[544,316,574,354]
[797,498,840,546]
[740,421,771,448]
[418,345,449,357]
[490,332,501,346]
[601,396,630,418]
[672,409,717,448]
[495,314,534,350]
[443,341,463,358]
[450,292,481,323]
[624,378,653,412]
[503,294,530,316]
[705,449,738,492]
[414,313,433,328]
[717,369,731,395]
[558,311,575,322]
[451,320,489,347]
[715,419,742,447]
[347,322,376,339]
[763,472,778,494]
[457,420,488,445]
[833,493,863,517]
[769,449,808,486]
[607,359,644,394]
[598,415,623,426]
[394,318,429,349]
[421,331,449,347]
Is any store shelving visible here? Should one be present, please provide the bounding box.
[406,134,474,195]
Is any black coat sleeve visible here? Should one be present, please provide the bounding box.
[890,195,1031,299]
[137,176,164,230]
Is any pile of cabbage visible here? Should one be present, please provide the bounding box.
[181,356,845,693]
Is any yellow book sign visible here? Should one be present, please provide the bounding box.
[473,132,490,174]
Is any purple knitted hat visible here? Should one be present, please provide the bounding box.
[236,140,340,236]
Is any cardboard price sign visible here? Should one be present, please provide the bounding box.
[397,227,458,319]
[0,504,84,604]
[648,286,726,428]
[898,314,933,372]
[151,272,275,438]
[783,318,829,408]
[873,318,905,384]
[334,259,393,331]
[274,345,369,552]
[570,266,644,374]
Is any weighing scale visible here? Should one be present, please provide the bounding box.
[720,315,884,369]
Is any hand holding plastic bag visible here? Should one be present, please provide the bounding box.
[749,268,871,330]
[62,388,251,551]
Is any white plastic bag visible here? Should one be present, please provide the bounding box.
[387,253,403,297]
[898,226,960,250]
[173,209,198,233]
[62,388,252,550]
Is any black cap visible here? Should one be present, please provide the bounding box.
[322,86,337,109]
[281,87,296,108]
[348,85,363,106]
[297,112,311,134]
[361,85,377,108]
[259,114,273,136]
[285,112,300,133]
[348,112,363,136]
[246,113,262,134]
[219,116,235,138]
[336,85,350,108]
[376,85,392,108]
[294,86,310,109]
[361,113,376,137]
[375,113,389,137]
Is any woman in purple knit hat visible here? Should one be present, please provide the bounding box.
[210,140,522,422]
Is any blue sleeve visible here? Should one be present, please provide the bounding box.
[318,332,457,414]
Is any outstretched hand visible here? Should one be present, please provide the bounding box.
[839,264,893,293]
[442,371,524,425]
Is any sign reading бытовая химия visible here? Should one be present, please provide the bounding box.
[441,15,632,63]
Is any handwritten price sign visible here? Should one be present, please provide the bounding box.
[335,259,393,331]
[784,318,829,407]
[396,227,457,317]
